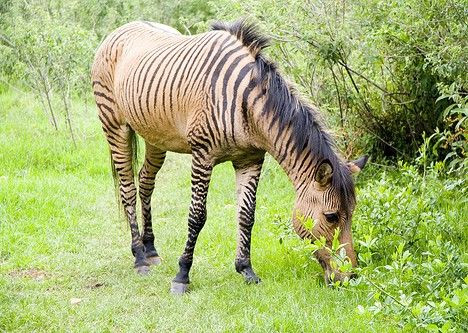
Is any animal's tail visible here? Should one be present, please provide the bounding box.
[110,126,139,212]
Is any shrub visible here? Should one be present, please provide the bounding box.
[0,0,213,140]
[210,0,467,162]
[274,163,467,330]
[353,164,466,330]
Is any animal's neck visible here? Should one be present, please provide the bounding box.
[251,93,341,239]
[255,118,318,239]
[269,137,311,191]
[252,107,319,194]
[247,65,336,195]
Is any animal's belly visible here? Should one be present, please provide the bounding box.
[130,121,192,153]
[147,133,191,153]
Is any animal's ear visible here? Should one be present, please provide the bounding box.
[314,159,333,187]
[347,155,369,174]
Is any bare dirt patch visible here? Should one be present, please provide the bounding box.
[86,282,105,289]
[9,268,48,281]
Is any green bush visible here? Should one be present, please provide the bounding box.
[210,0,467,162]
[353,164,467,330]
[427,87,467,174]
[274,163,467,330]
[0,0,213,142]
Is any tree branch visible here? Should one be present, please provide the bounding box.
[0,33,14,48]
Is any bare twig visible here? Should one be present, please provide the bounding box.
[0,33,14,48]
[330,64,345,128]
[363,275,418,320]
[278,44,309,88]
[60,79,76,147]
[269,34,296,43]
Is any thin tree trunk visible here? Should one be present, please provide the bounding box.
[61,80,76,148]
[33,61,58,130]
[44,85,58,130]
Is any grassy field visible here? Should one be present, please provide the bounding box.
[1,88,462,332]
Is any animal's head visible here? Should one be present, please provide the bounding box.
[292,155,368,284]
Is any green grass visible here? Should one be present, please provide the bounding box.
[0,89,406,332]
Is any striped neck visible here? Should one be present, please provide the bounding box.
[254,111,326,195]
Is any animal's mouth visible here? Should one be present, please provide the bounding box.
[316,252,356,285]
[323,268,357,285]
[318,257,328,271]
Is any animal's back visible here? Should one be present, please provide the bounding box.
[92,21,258,155]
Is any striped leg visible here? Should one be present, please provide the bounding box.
[171,153,213,294]
[233,159,263,283]
[104,124,149,274]
[139,143,166,265]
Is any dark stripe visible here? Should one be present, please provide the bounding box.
[94,91,115,104]
[92,80,112,93]
[241,76,257,126]
[166,36,206,118]
[186,35,234,96]
[108,25,139,52]
[134,48,167,122]
[209,45,244,109]
[150,39,194,118]
[229,63,253,142]
[160,38,199,120]
[175,33,217,105]
[219,55,249,144]
[143,42,185,115]
[209,45,244,143]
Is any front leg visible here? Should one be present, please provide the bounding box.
[171,152,213,294]
[233,158,264,284]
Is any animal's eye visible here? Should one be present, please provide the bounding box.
[324,212,339,223]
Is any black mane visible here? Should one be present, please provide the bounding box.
[211,19,269,58]
[212,20,356,209]
[257,56,356,210]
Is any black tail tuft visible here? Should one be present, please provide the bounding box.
[110,153,121,212]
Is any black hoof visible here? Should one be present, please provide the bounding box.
[146,256,162,266]
[244,273,261,284]
[170,281,189,295]
[135,265,150,275]
[144,248,159,258]
[239,267,261,284]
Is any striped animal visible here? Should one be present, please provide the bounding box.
[91,20,368,293]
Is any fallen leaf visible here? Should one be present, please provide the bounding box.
[70,298,82,305]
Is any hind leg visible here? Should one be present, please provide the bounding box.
[94,81,148,273]
[102,122,149,274]
[139,143,166,265]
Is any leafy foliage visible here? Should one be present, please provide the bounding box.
[428,86,467,174]
[210,0,467,161]
[275,163,467,331]
[0,1,466,329]
[1,0,466,165]
[353,164,467,331]
[0,0,213,142]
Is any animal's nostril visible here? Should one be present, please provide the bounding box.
[318,258,327,270]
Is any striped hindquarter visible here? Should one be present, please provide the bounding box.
[91,21,265,289]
